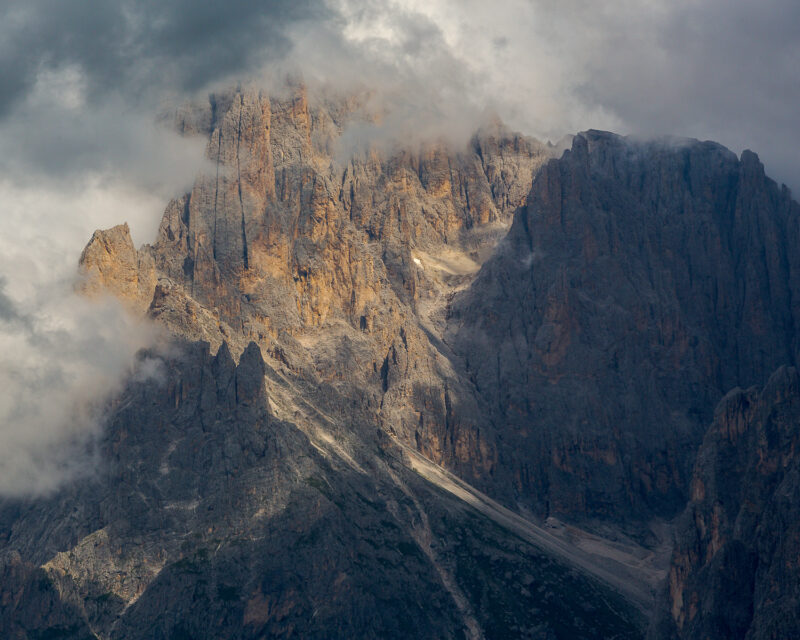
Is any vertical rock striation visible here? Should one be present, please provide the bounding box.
[449,130,800,525]
[80,85,553,495]
[650,367,800,639]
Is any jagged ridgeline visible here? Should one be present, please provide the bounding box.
[3,85,800,639]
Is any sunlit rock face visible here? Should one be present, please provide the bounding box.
[79,223,157,313]
[80,84,554,496]
[78,93,800,532]
[449,130,800,525]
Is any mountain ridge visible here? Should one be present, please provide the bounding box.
[4,85,800,638]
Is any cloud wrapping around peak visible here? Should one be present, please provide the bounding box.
[0,281,161,496]
[0,178,170,497]
[298,0,800,188]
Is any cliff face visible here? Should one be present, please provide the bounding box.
[12,87,800,637]
[77,100,800,532]
[448,130,800,525]
[0,86,656,638]
[80,85,553,496]
[0,340,643,639]
[650,367,800,640]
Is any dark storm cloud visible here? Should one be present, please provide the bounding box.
[3,0,799,188]
[0,0,327,116]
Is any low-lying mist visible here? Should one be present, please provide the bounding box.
[0,179,172,498]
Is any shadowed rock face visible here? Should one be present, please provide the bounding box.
[0,551,94,640]
[0,341,643,640]
[449,130,800,525]
[649,367,800,640]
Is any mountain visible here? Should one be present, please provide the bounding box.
[3,85,800,638]
[648,366,800,640]
[449,130,800,527]
[1,341,642,639]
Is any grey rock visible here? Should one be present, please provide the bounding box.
[0,340,643,639]
[650,366,800,639]
[448,130,800,526]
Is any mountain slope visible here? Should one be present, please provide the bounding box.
[649,366,800,640]
[4,86,800,638]
[448,130,800,526]
[1,88,649,639]
[0,339,643,639]
[81,85,553,499]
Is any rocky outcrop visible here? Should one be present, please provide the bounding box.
[77,95,800,535]
[448,131,800,525]
[0,339,643,639]
[650,367,800,639]
[0,551,93,640]
[80,85,553,499]
[79,223,156,313]
[55,91,800,636]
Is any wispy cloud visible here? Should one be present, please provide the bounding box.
[0,279,160,496]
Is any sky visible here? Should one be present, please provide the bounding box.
[0,0,798,495]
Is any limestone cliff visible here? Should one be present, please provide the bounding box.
[449,130,800,526]
[32,88,800,638]
[79,85,553,495]
[650,367,800,639]
[0,340,643,639]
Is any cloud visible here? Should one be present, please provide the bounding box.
[280,0,800,189]
[4,0,799,187]
[0,178,171,497]
[0,85,208,204]
[0,0,326,118]
[0,279,161,496]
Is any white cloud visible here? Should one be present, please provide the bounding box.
[0,176,169,497]
[0,287,160,496]
[283,0,800,188]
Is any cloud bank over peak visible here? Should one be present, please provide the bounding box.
[295,0,800,189]
[2,0,799,191]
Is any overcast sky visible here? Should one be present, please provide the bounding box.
[0,0,798,495]
[2,0,799,199]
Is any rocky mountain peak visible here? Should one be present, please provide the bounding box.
[9,84,800,639]
[449,130,800,524]
[79,222,156,313]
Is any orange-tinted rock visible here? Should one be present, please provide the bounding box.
[78,223,156,313]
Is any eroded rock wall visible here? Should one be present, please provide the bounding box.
[449,131,800,525]
[650,367,800,640]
